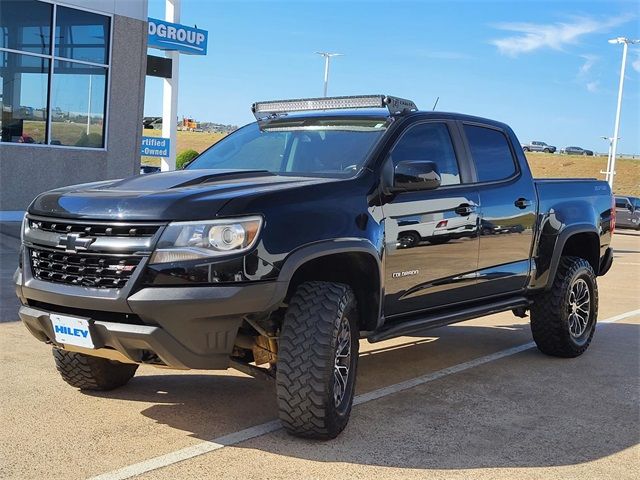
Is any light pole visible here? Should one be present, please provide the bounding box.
[315,52,343,97]
[600,135,620,180]
[606,37,639,189]
[86,74,92,135]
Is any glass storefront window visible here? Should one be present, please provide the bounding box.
[0,50,49,144]
[55,6,110,65]
[0,0,52,55]
[0,1,110,148]
[50,60,106,147]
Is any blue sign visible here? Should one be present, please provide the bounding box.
[141,136,170,157]
[148,18,208,55]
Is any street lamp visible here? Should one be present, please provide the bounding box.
[605,37,639,189]
[600,135,620,179]
[315,52,343,97]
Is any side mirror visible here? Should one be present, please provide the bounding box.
[393,160,441,192]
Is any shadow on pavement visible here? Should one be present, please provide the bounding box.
[84,322,639,471]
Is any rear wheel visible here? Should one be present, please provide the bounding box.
[276,281,359,439]
[530,256,598,357]
[53,348,138,390]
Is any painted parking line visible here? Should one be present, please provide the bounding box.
[90,308,640,480]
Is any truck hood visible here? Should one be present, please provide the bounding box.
[28,169,335,221]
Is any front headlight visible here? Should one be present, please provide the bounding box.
[150,216,263,264]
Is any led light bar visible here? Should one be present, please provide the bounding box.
[251,95,417,120]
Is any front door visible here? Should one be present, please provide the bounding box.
[382,121,480,318]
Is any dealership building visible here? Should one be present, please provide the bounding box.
[0,0,149,216]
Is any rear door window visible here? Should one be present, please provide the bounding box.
[464,125,517,183]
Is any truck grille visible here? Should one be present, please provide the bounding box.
[28,218,159,237]
[29,248,142,289]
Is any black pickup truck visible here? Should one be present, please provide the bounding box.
[15,95,614,439]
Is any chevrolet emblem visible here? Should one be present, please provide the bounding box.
[57,234,95,252]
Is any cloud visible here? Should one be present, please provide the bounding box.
[579,54,598,76]
[586,81,599,93]
[490,15,633,57]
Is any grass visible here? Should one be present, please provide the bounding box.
[141,129,227,165]
[525,152,639,197]
[133,130,640,197]
[21,120,104,146]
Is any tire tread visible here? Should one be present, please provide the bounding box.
[53,348,138,391]
[530,256,598,357]
[276,281,357,439]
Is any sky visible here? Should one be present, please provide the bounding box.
[144,0,640,154]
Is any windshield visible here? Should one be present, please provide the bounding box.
[187,117,388,177]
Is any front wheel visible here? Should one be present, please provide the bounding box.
[276,281,359,439]
[530,256,598,357]
[53,348,138,390]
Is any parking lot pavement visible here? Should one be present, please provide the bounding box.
[0,232,638,480]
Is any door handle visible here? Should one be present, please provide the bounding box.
[454,204,476,216]
[514,198,532,209]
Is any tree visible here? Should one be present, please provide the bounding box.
[176,149,199,169]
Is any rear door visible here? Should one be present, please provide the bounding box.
[461,122,537,296]
[382,120,480,317]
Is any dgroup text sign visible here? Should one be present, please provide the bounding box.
[147,18,208,55]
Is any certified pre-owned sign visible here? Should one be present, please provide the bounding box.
[148,18,208,55]
[141,136,170,157]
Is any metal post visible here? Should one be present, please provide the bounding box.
[608,39,630,189]
[161,0,180,171]
[316,52,342,98]
[606,140,613,180]
[86,74,92,135]
[323,55,330,97]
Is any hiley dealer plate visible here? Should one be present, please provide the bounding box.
[50,314,95,349]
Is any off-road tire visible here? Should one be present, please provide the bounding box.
[530,256,598,357]
[276,281,359,439]
[53,348,138,390]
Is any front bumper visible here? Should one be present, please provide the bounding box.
[17,278,285,370]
